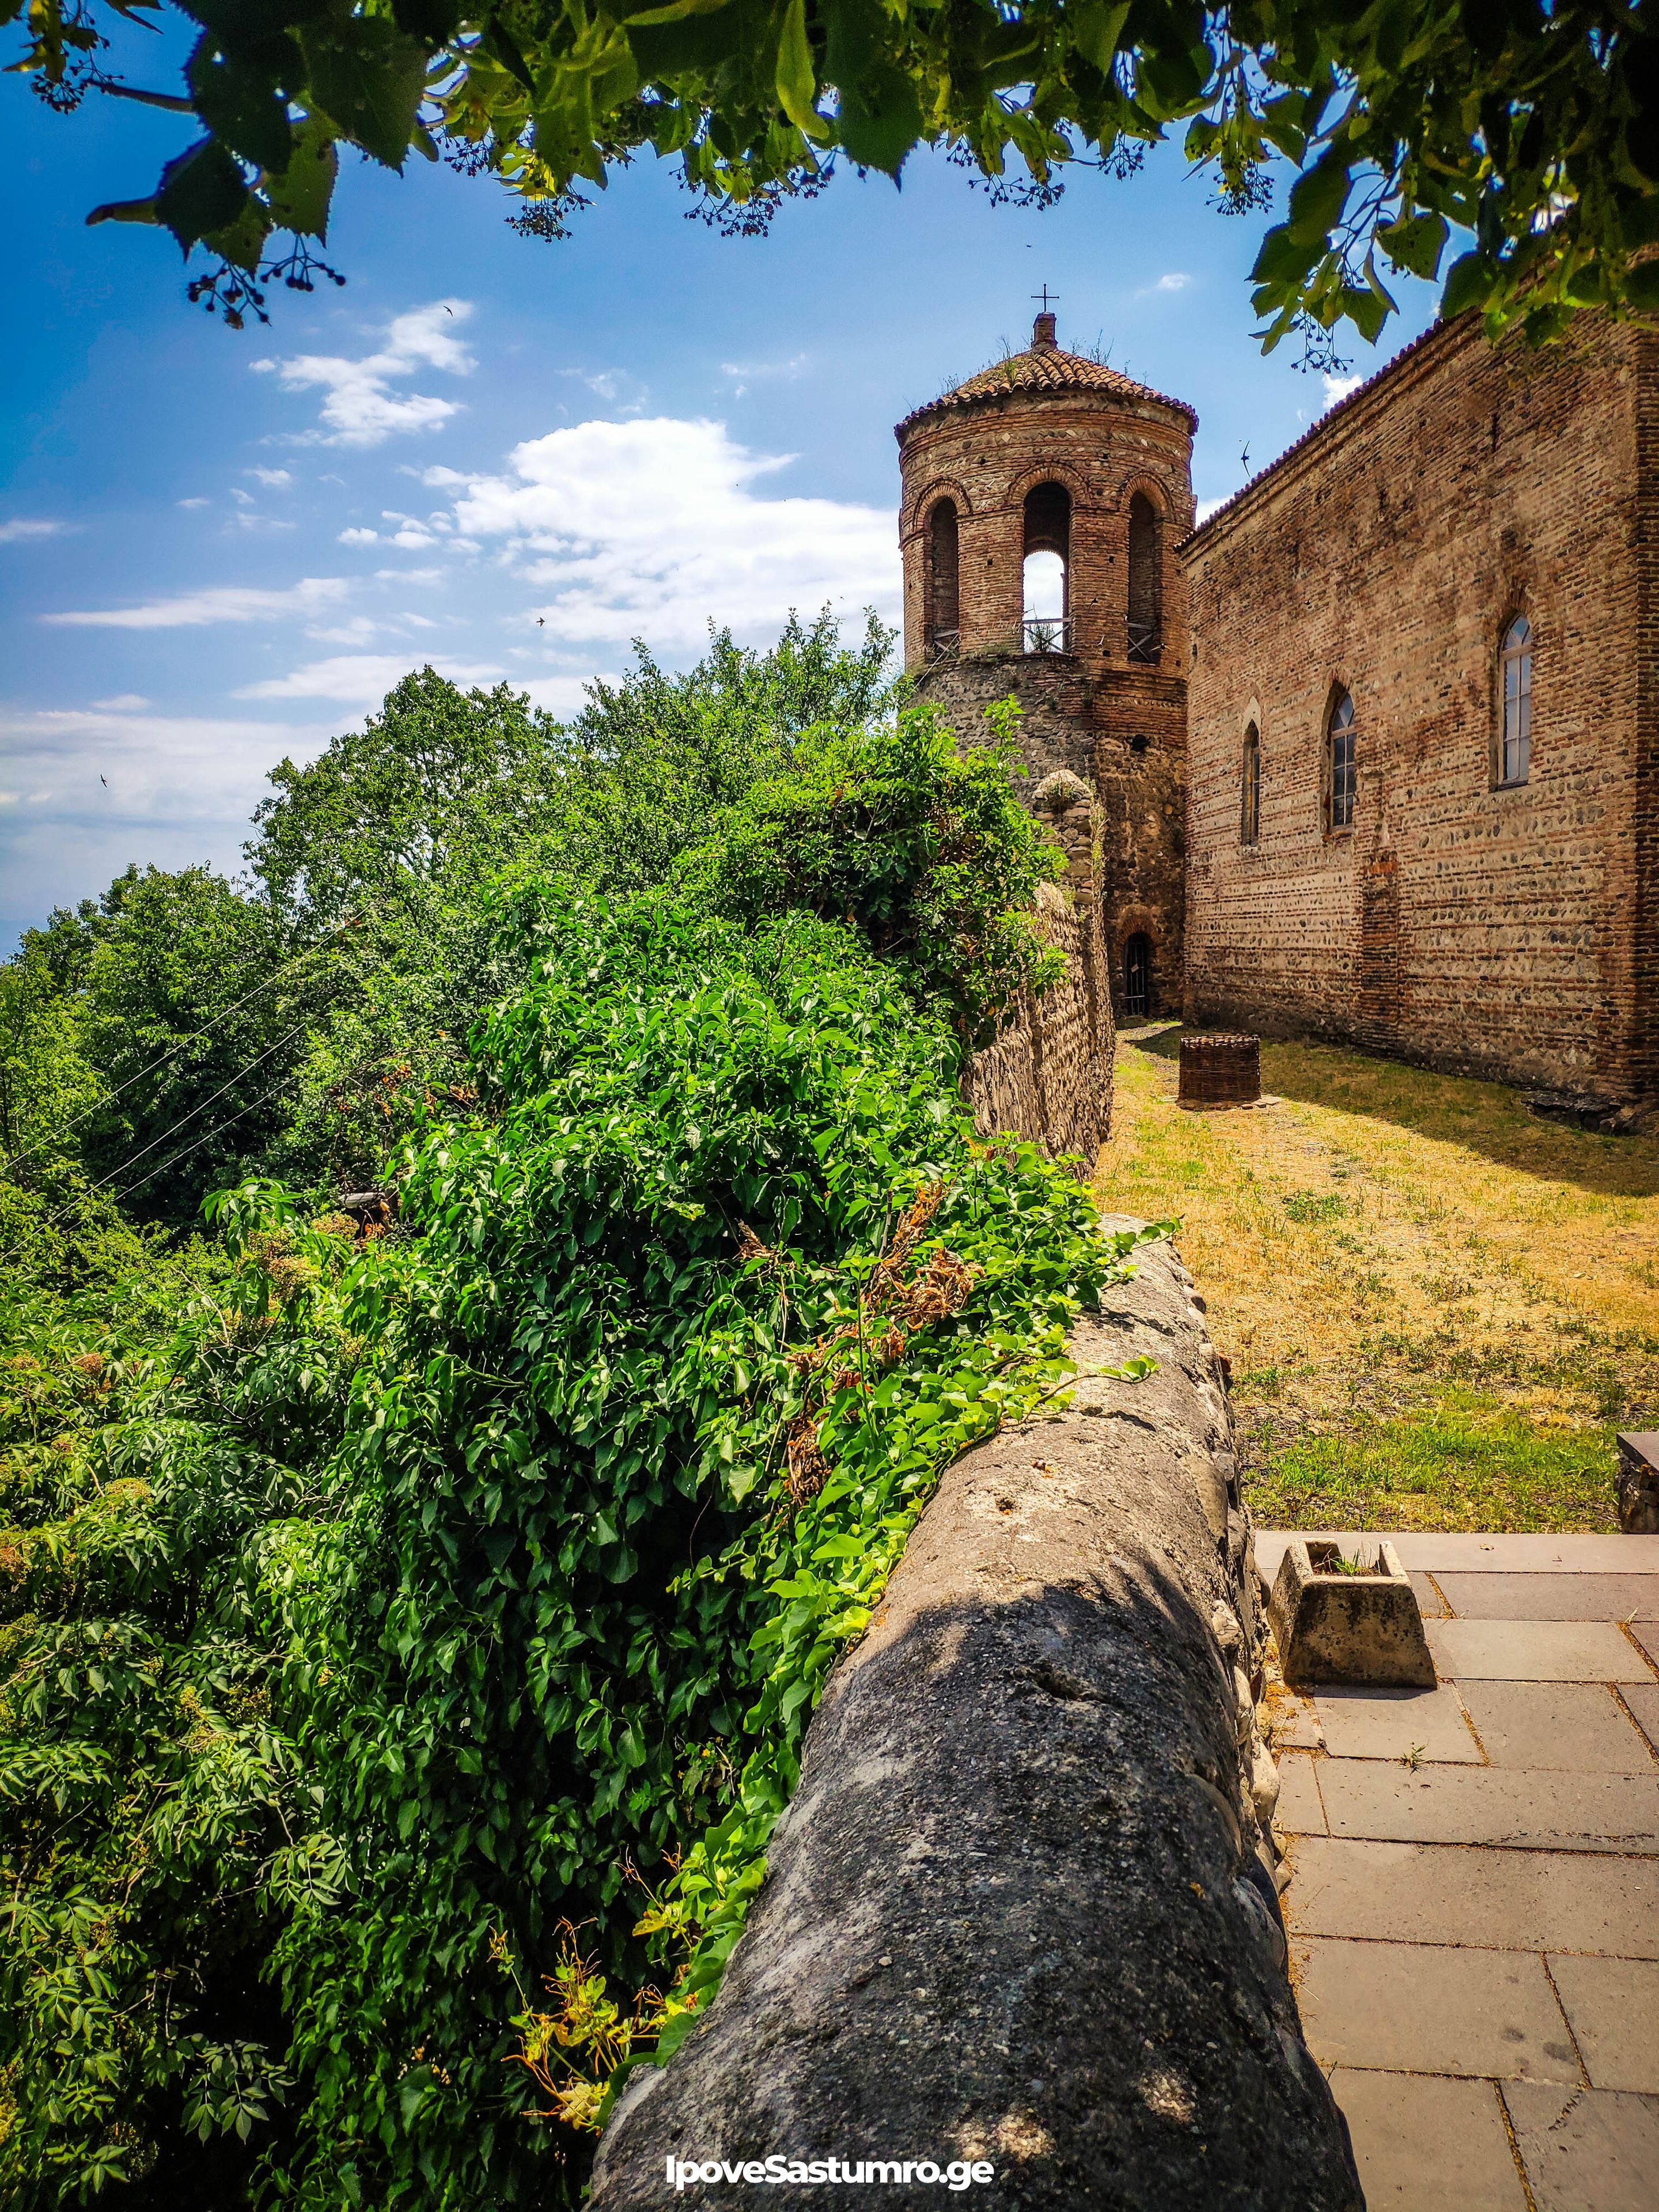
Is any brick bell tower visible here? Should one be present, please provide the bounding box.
[895,309,1196,1020]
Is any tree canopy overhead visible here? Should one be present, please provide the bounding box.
[14,0,1659,351]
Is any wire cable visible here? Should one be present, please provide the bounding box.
[3,912,361,1179]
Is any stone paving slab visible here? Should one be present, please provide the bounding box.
[1410,1569,1450,1618]
[1293,1936,1581,2081]
[1632,1620,1659,1672]
[1460,1680,1659,1772]
[1313,1681,1481,1763]
[1626,1683,1659,1752]
[1285,1836,1659,1957]
[1258,1533,1659,1580]
[1433,1573,1659,1622]
[1326,2069,1527,2210]
[1503,2084,1659,2212]
[1546,1955,1659,2094]
[1316,1760,1659,1850]
[1274,1749,1327,1834]
[1426,1617,1654,1682]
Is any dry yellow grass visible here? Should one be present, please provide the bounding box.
[1097,1028,1659,1532]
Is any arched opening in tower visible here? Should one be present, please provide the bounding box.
[926,499,959,654]
[1022,481,1070,652]
[1127,492,1161,661]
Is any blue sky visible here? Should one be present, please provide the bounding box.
[2,48,1442,941]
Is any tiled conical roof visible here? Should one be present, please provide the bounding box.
[897,315,1196,434]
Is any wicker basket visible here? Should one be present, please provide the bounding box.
[1178,1033,1262,1107]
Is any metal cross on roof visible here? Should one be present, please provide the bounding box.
[1031,285,1059,312]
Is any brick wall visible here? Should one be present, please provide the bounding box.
[1180,314,1657,1103]
[895,343,1195,1024]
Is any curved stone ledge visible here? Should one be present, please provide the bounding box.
[589,1231,1362,2210]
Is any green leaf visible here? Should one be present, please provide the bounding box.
[203,195,272,272]
[188,32,296,173]
[1285,148,1352,245]
[155,137,251,254]
[1376,209,1448,281]
[1069,0,1132,74]
[264,116,337,238]
[774,0,828,143]
[1441,248,1495,318]
[300,16,427,170]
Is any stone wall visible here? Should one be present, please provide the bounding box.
[588,1233,1362,2210]
[961,776,1115,1159]
[1180,312,1659,1103]
[919,656,1186,1019]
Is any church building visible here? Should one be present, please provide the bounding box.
[895,308,1658,1107]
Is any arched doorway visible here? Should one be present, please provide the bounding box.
[1123,931,1153,1019]
[926,498,959,654]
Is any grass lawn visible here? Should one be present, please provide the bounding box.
[1097,1028,1659,1533]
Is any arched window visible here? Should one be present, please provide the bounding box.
[1327,691,1357,832]
[926,498,959,654]
[1127,491,1161,661]
[1022,481,1070,652]
[1123,932,1153,1019]
[1499,614,1532,785]
[1241,724,1261,846]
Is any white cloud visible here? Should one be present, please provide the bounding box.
[234,653,503,704]
[0,517,70,544]
[41,577,350,629]
[255,300,475,447]
[1194,497,1228,525]
[719,354,808,380]
[247,467,293,488]
[176,497,211,510]
[339,527,380,546]
[1321,372,1365,411]
[443,416,898,650]
[89,694,151,711]
[0,704,334,911]
[1153,273,1192,293]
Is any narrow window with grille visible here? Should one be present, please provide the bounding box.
[1328,692,1357,832]
[1241,724,1260,845]
[1500,615,1532,784]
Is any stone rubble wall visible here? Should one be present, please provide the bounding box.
[961,775,1115,1160]
[588,1230,1363,2212]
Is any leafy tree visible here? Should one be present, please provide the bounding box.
[13,0,1658,350]
[680,696,1065,1044]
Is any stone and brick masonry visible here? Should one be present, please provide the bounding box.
[896,308,1659,1110]
[1180,312,1659,1104]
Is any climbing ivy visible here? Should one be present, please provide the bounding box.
[1,890,1152,2206]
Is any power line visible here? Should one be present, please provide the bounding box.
[101,1067,309,1218]
[75,1016,313,1203]
[3,912,361,1180]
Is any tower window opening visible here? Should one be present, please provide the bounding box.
[1022,481,1071,652]
[1123,932,1153,1019]
[926,498,960,656]
[1127,491,1162,662]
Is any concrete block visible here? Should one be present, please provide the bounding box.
[1293,1936,1580,2081]
[1270,1537,1436,1687]
[1314,1681,1480,1763]
[1546,1955,1659,2093]
[1505,2083,1659,2212]
[1426,1617,1653,1682]
[1328,2070,1528,2210]
[1434,1573,1659,1622]
[1460,1681,1658,1772]
[1286,1837,1659,1956]
[1316,1761,1659,1851]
